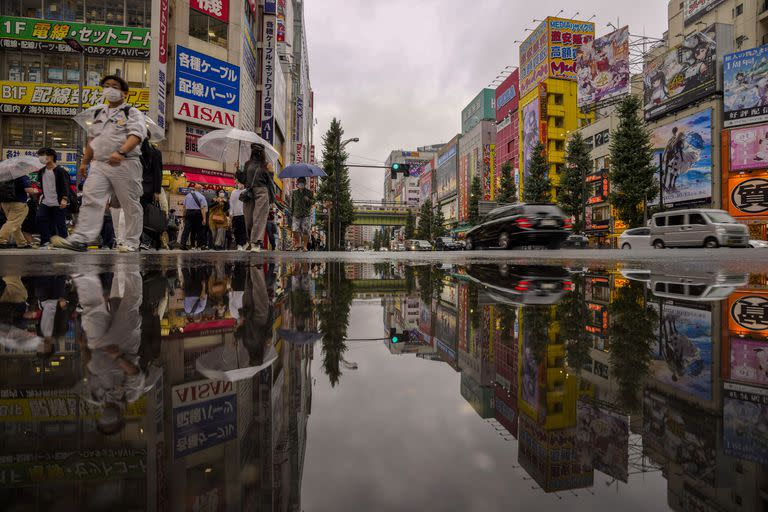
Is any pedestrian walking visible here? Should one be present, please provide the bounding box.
[139,136,163,250]
[290,177,314,251]
[242,143,275,252]
[208,189,229,250]
[35,148,70,247]
[266,209,278,250]
[179,183,207,250]
[229,183,247,250]
[52,75,146,252]
[0,169,36,249]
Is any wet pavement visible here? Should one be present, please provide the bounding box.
[0,254,767,511]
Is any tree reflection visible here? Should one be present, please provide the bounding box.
[608,281,658,411]
[523,306,552,362]
[317,262,354,387]
[557,275,591,374]
[416,265,446,306]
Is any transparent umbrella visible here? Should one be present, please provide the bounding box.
[73,106,166,143]
[197,128,279,165]
[0,156,41,181]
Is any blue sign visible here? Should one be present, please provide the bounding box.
[173,394,237,458]
[264,0,276,14]
[175,45,240,111]
[497,86,517,111]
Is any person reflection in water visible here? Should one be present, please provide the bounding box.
[74,271,144,435]
[235,263,273,366]
[0,275,55,359]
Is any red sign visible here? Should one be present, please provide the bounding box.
[309,145,315,164]
[159,0,168,64]
[296,143,303,163]
[190,0,229,23]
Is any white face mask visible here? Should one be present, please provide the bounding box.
[39,156,48,164]
[298,183,306,189]
[102,86,124,103]
[219,193,225,198]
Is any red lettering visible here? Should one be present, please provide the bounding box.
[178,101,235,128]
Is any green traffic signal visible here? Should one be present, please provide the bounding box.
[392,336,399,343]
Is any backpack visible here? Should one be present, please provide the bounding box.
[0,180,17,202]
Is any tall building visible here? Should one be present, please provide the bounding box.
[383,148,438,206]
[435,135,460,229]
[518,17,595,201]
[495,69,520,198]
[458,119,495,226]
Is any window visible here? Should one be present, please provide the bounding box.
[584,136,593,149]
[1,0,22,16]
[3,117,44,148]
[126,0,148,26]
[21,0,41,18]
[689,213,707,225]
[553,94,564,105]
[507,140,513,153]
[655,216,667,227]
[85,0,105,23]
[554,116,564,128]
[190,10,228,48]
[668,283,685,294]
[44,54,64,83]
[554,140,564,151]
[45,119,76,149]
[668,215,685,226]
[736,3,743,16]
[44,0,83,20]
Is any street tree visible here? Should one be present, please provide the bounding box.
[417,199,434,240]
[523,141,551,203]
[560,132,592,231]
[317,118,355,250]
[432,206,447,238]
[469,175,482,224]
[497,162,517,204]
[609,95,658,229]
[404,210,416,239]
[372,230,382,251]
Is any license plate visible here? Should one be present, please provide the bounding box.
[540,283,556,290]
[540,219,557,227]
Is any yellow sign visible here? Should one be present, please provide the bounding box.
[0,81,149,115]
[0,395,147,422]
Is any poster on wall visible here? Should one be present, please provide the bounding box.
[521,97,540,180]
[576,400,629,482]
[576,26,630,107]
[520,330,540,415]
[730,337,768,387]
[649,302,713,401]
[723,382,768,466]
[728,124,768,172]
[649,109,712,208]
[643,25,717,121]
[436,145,457,200]
[724,45,768,127]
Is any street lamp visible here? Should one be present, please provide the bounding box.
[329,137,359,251]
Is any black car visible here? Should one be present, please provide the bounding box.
[463,263,573,305]
[434,236,462,251]
[560,234,589,249]
[464,204,571,250]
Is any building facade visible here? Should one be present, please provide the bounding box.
[495,69,520,197]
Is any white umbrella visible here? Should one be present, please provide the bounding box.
[0,156,41,182]
[195,344,278,383]
[197,128,279,165]
[73,106,165,143]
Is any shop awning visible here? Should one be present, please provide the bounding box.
[185,172,236,187]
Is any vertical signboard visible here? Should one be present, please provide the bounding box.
[174,46,240,129]
[458,154,469,221]
[172,380,237,459]
[149,0,168,129]
[240,21,258,131]
[521,96,540,180]
[519,21,549,96]
[261,17,276,144]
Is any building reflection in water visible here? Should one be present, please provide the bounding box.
[0,260,766,510]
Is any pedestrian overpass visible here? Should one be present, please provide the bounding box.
[352,201,413,226]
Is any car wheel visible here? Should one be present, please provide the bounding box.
[465,237,474,251]
[498,232,511,250]
[653,240,665,249]
[704,237,719,249]
[622,243,631,250]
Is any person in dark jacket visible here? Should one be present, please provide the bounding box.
[242,143,275,252]
[139,138,163,249]
[35,148,71,247]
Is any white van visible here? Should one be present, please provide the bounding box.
[650,209,748,248]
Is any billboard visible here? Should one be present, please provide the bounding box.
[521,96,540,180]
[728,123,768,172]
[650,109,712,208]
[519,21,549,96]
[190,0,229,22]
[650,302,713,401]
[684,0,726,26]
[730,337,768,387]
[723,382,768,466]
[728,292,768,335]
[495,69,519,122]
[172,379,237,459]
[576,26,630,107]
[547,18,595,80]
[576,400,629,482]
[174,45,240,129]
[643,25,717,121]
[724,45,768,127]
[436,143,458,200]
[728,175,768,217]
[419,169,432,204]
[0,15,150,57]
[520,329,541,415]
[0,82,148,115]
[458,154,469,222]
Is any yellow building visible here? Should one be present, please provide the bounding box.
[518,16,595,200]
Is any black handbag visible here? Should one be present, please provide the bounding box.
[144,201,168,233]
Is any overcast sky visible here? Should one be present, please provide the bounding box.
[304,0,669,200]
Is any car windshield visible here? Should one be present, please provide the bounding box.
[705,211,737,224]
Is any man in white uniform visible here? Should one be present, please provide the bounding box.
[53,75,145,252]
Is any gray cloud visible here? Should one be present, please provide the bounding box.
[305,1,669,199]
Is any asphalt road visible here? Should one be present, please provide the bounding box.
[0,247,765,275]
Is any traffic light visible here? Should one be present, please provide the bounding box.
[390,163,411,179]
[389,328,411,344]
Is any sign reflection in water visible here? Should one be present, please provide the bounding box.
[0,261,766,509]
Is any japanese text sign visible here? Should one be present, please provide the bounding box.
[190,0,229,23]
[548,18,595,80]
[0,16,150,57]
[172,380,237,459]
[0,81,148,116]
[174,45,239,129]
[723,45,768,127]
